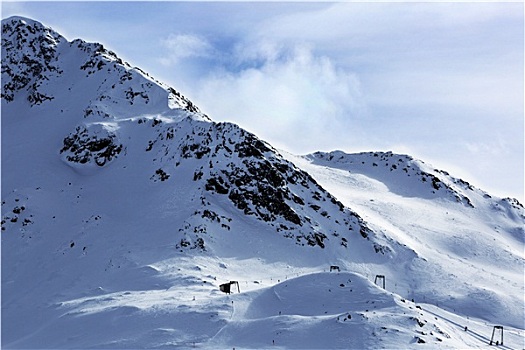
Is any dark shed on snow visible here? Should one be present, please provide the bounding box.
[220,281,240,294]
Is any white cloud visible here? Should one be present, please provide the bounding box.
[159,33,214,66]
[250,3,524,114]
[189,43,366,154]
[465,136,513,157]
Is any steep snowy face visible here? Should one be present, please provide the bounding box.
[1,15,203,179]
[1,16,65,104]
[141,118,386,255]
[2,15,394,275]
[1,15,384,256]
[1,16,199,113]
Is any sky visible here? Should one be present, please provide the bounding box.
[1,1,524,202]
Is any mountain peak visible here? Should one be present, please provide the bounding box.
[1,16,65,59]
[1,15,66,104]
[308,150,481,206]
[1,15,200,114]
[2,15,48,29]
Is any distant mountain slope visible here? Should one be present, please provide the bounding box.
[287,150,524,326]
[2,16,524,349]
[308,150,524,211]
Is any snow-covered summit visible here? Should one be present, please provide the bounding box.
[2,15,200,112]
[308,150,523,210]
[2,17,524,349]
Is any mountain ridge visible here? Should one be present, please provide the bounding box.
[2,15,387,254]
[307,150,524,211]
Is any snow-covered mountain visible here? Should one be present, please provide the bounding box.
[2,16,524,349]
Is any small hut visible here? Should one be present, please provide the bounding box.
[220,281,240,294]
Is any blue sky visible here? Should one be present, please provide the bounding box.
[2,1,524,201]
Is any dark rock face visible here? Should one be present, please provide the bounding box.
[60,125,123,166]
[1,16,200,115]
[1,17,63,104]
[143,118,377,251]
